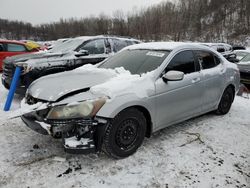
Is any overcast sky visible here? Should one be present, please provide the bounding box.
[0,0,168,25]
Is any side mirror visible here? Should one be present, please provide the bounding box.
[162,70,184,82]
[75,50,89,57]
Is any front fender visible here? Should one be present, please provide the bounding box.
[96,93,155,120]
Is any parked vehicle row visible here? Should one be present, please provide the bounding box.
[19,42,240,158]
[1,35,140,94]
[201,44,250,86]
[200,43,238,63]
[0,37,241,158]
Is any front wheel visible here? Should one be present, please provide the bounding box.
[102,108,147,159]
[216,86,234,115]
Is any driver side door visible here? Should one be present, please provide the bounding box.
[154,50,203,130]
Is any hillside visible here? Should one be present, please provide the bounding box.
[0,0,249,44]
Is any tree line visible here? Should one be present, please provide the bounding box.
[0,0,249,43]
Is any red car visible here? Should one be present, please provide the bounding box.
[0,40,38,71]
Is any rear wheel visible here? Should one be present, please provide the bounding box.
[102,108,146,159]
[216,86,234,115]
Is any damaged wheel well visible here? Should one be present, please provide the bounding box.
[122,106,152,138]
[227,84,236,101]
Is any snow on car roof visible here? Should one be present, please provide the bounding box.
[234,49,250,53]
[125,42,210,51]
[74,36,98,41]
[75,35,139,42]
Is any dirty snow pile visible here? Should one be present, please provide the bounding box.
[0,74,249,188]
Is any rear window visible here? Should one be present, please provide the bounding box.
[7,43,27,52]
[99,49,170,74]
[195,51,218,69]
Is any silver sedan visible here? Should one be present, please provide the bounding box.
[21,42,240,158]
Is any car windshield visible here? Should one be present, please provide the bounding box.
[239,54,250,65]
[48,38,84,53]
[99,49,170,75]
[236,51,249,60]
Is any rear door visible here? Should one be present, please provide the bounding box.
[194,50,224,111]
[155,50,203,129]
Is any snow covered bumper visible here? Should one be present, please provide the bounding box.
[21,114,109,154]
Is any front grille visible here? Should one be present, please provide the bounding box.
[46,118,96,127]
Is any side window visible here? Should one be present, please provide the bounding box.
[0,43,4,51]
[80,39,105,54]
[7,43,27,52]
[112,39,128,52]
[214,56,221,66]
[195,51,217,69]
[165,50,196,74]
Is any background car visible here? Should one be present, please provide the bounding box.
[0,39,38,71]
[236,52,250,86]
[201,43,238,63]
[46,38,70,51]
[232,45,246,51]
[21,42,240,158]
[2,35,141,94]
[23,40,48,51]
[234,49,250,61]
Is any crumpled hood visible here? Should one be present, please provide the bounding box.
[28,66,118,102]
[28,64,155,104]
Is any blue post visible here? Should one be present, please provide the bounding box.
[4,66,22,111]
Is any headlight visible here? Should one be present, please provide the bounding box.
[47,98,106,119]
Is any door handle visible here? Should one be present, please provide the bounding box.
[192,77,201,83]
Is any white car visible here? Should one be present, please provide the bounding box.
[21,42,240,158]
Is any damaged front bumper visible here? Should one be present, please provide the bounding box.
[21,114,109,154]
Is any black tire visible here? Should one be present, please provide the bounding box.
[216,86,234,115]
[102,108,146,159]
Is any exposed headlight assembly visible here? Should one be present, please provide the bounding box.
[47,97,106,120]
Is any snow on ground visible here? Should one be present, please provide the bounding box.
[0,75,249,188]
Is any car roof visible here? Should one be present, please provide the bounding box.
[201,42,231,46]
[125,42,212,51]
[75,35,140,42]
[234,49,250,53]
[0,39,26,45]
